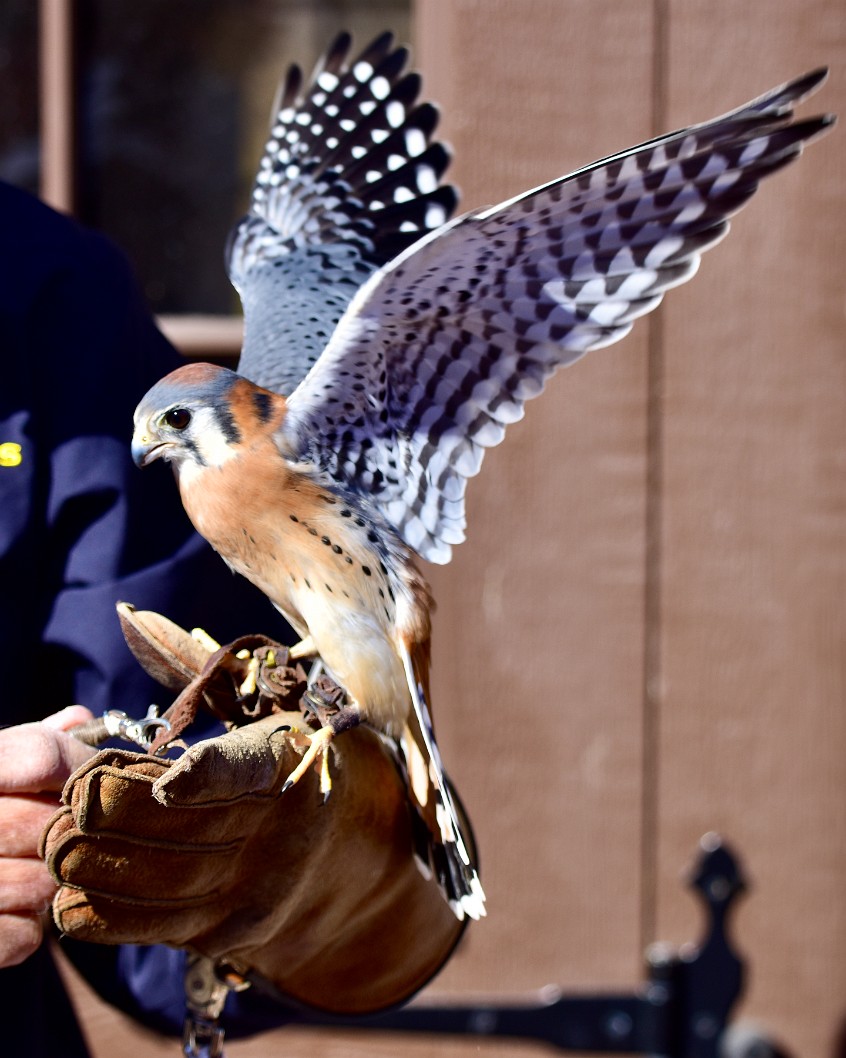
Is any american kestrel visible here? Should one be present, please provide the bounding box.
[132,33,832,922]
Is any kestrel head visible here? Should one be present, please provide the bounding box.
[132,362,247,471]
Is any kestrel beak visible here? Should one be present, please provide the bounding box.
[131,428,165,468]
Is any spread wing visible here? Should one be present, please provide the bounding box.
[281,69,833,564]
[229,31,458,396]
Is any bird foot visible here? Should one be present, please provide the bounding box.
[281,704,361,802]
[282,724,336,801]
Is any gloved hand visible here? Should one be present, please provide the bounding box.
[41,696,465,1014]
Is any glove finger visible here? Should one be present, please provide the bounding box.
[151,713,311,806]
[61,751,255,846]
[52,886,228,948]
[117,603,210,691]
[45,819,244,903]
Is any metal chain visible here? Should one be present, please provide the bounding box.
[182,953,250,1058]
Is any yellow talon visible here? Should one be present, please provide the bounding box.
[191,627,221,653]
[238,655,259,697]
[319,746,333,801]
[281,725,335,798]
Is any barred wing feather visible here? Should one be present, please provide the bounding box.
[229,31,457,396]
[282,69,833,564]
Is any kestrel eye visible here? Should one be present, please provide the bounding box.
[163,408,192,430]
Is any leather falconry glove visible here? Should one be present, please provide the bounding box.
[40,605,467,1015]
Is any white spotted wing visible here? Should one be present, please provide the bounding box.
[282,69,833,564]
[229,31,457,397]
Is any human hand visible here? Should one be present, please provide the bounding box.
[0,706,97,967]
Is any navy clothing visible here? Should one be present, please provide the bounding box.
[0,183,293,1053]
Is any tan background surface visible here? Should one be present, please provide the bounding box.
[57,1,845,1056]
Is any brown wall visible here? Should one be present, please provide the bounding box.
[417,3,846,1057]
[60,1,845,1056]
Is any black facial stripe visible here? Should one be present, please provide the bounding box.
[183,437,206,466]
[214,403,242,445]
[252,390,274,424]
